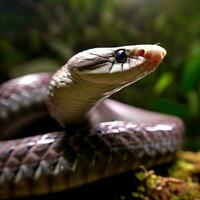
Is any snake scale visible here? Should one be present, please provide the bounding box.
[0,45,184,199]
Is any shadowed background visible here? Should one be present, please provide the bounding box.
[0,0,199,150]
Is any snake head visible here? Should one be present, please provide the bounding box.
[67,44,166,84]
[48,45,167,124]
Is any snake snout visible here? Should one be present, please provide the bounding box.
[130,45,166,63]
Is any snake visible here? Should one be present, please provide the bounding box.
[0,44,184,199]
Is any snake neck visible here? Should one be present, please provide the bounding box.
[47,66,118,126]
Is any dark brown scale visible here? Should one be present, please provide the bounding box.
[0,121,183,199]
[0,73,61,140]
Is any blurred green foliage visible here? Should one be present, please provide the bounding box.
[0,0,199,149]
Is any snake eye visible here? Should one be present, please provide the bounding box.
[114,49,127,63]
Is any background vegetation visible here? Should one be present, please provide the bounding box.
[0,0,199,149]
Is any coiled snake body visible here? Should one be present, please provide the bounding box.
[0,45,184,198]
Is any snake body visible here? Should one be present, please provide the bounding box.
[0,45,184,198]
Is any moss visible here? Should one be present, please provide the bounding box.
[121,151,200,200]
[133,168,200,199]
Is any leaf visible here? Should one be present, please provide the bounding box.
[187,90,199,118]
[150,98,188,118]
[181,43,200,91]
[153,72,173,95]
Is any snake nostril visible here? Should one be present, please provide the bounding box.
[135,49,145,57]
